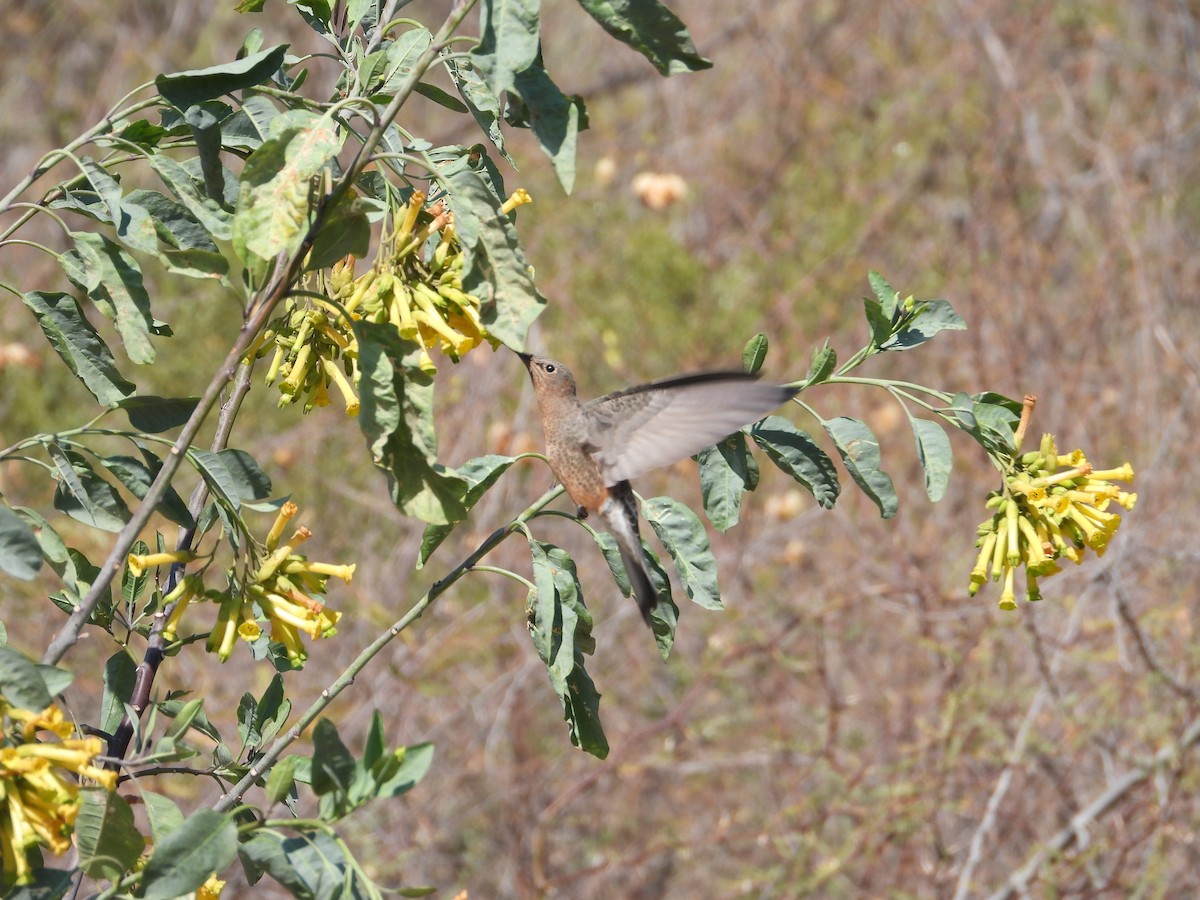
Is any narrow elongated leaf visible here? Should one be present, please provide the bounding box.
[125,189,220,252]
[68,232,157,364]
[417,454,517,567]
[265,756,299,806]
[803,340,837,387]
[576,0,712,74]
[80,158,160,255]
[374,742,435,798]
[75,789,144,882]
[21,291,135,405]
[156,44,289,110]
[643,496,721,610]
[238,830,349,897]
[52,451,131,532]
[219,448,272,501]
[141,809,237,899]
[908,414,952,502]
[0,505,43,579]
[189,448,242,511]
[822,416,898,518]
[93,453,191,527]
[750,416,840,509]
[142,792,185,843]
[0,645,53,710]
[868,270,898,317]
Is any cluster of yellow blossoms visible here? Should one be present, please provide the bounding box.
[129,503,354,667]
[0,701,115,884]
[250,189,530,413]
[970,432,1136,608]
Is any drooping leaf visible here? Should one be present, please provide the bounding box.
[750,416,840,509]
[471,0,541,100]
[80,158,160,255]
[575,0,712,74]
[868,270,899,318]
[148,154,234,240]
[156,44,289,110]
[696,433,758,532]
[218,448,272,501]
[67,231,157,364]
[441,153,545,347]
[643,496,721,610]
[822,416,898,518]
[355,322,468,525]
[93,453,193,528]
[304,192,371,271]
[444,55,513,164]
[311,718,356,801]
[141,809,238,900]
[0,504,43,580]
[51,449,131,533]
[509,63,584,192]
[907,414,953,502]
[20,291,135,405]
[75,789,144,882]
[742,332,768,374]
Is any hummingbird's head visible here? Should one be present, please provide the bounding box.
[518,352,578,398]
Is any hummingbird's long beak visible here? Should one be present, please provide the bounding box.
[515,350,533,366]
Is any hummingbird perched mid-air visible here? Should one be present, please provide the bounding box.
[518,352,797,627]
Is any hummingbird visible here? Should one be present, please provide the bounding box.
[518,352,797,626]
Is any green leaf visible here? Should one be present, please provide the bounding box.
[75,788,144,882]
[576,0,713,74]
[148,154,234,240]
[94,453,193,528]
[311,718,356,800]
[880,299,967,351]
[304,193,371,271]
[232,114,343,264]
[122,539,150,607]
[374,742,435,798]
[220,94,280,151]
[750,416,840,509]
[862,295,892,349]
[142,791,186,843]
[444,55,513,164]
[156,44,289,110]
[471,0,542,99]
[254,674,290,749]
[35,664,73,698]
[238,830,351,897]
[67,231,157,364]
[868,270,899,317]
[355,322,468,525]
[20,291,135,405]
[803,340,837,387]
[742,332,768,374]
[0,504,43,580]
[417,454,517,567]
[100,649,137,735]
[0,645,53,710]
[951,392,1019,455]
[442,153,546,347]
[219,448,272,501]
[189,449,243,511]
[265,755,299,805]
[528,540,607,757]
[696,433,758,532]
[117,395,200,432]
[80,158,160,255]
[371,27,433,94]
[510,63,584,192]
[125,188,220,252]
[4,867,73,899]
[51,450,131,532]
[643,496,721,610]
[822,416,898,518]
[908,414,952,502]
[141,809,238,900]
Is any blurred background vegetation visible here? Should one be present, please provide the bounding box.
[2,0,1198,896]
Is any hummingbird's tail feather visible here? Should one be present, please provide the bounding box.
[599,482,657,626]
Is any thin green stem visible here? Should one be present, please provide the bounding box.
[213,483,564,812]
[467,564,535,590]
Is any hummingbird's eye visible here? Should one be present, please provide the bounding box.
[544,363,556,373]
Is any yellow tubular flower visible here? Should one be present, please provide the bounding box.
[1005,500,1020,566]
[254,527,312,583]
[127,550,195,578]
[998,565,1017,610]
[320,357,360,416]
[500,188,533,215]
[1089,463,1134,482]
[286,560,356,583]
[198,874,226,900]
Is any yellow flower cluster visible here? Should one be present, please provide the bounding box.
[250,189,529,410]
[133,503,353,667]
[970,433,1136,609]
[0,701,116,884]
